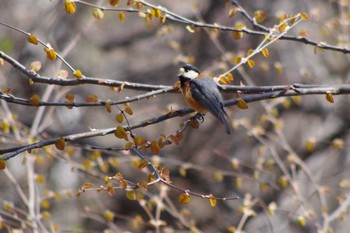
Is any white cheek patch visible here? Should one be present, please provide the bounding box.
[184,70,199,79]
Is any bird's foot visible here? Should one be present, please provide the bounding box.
[195,113,205,123]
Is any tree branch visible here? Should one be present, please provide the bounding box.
[2,84,346,161]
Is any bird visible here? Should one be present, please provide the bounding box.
[177,64,232,134]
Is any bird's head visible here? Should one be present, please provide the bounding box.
[177,64,201,80]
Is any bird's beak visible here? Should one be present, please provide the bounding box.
[177,74,181,78]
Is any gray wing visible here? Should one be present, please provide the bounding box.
[189,78,231,134]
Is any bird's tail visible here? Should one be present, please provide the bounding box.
[217,110,232,134]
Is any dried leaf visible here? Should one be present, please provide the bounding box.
[45,48,57,61]
[89,151,101,160]
[134,136,147,147]
[138,159,148,169]
[298,29,309,38]
[247,49,254,56]
[138,181,148,191]
[99,162,109,173]
[232,24,245,40]
[237,98,248,109]
[109,157,120,168]
[124,106,133,115]
[189,119,199,129]
[115,126,128,140]
[121,180,128,189]
[297,215,306,226]
[161,167,170,182]
[104,210,114,222]
[176,131,184,142]
[134,2,143,9]
[158,135,166,148]
[178,193,191,205]
[247,59,255,68]
[300,12,309,21]
[92,8,104,20]
[234,56,242,64]
[116,113,124,123]
[290,15,297,24]
[179,166,187,176]
[109,0,120,6]
[305,138,315,152]
[126,190,137,200]
[86,94,98,103]
[235,177,242,189]
[36,174,45,184]
[76,190,81,198]
[131,159,140,168]
[149,8,155,16]
[274,62,283,74]
[168,135,180,145]
[214,171,223,182]
[148,174,155,183]
[74,69,83,79]
[326,92,334,103]
[65,94,75,102]
[276,13,288,23]
[3,201,14,211]
[278,175,288,188]
[150,141,160,154]
[30,95,41,106]
[332,138,344,149]
[291,96,301,105]
[115,172,124,181]
[254,10,267,23]
[279,23,288,33]
[155,9,161,17]
[82,159,93,170]
[220,73,234,84]
[83,183,94,189]
[27,34,39,45]
[267,202,277,216]
[58,69,69,79]
[232,31,243,40]
[55,138,65,150]
[119,12,126,22]
[105,100,112,113]
[186,25,195,33]
[30,61,42,72]
[209,194,216,207]
[0,158,6,170]
[159,15,166,24]
[226,72,234,81]
[41,199,50,209]
[106,186,115,196]
[124,141,133,149]
[41,211,52,220]
[262,48,269,57]
[228,7,238,18]
[64,0,76,14]
[149,8,161,17]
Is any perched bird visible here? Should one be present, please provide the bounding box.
[177,64,232,134]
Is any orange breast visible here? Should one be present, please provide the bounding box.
[182,82,206,113]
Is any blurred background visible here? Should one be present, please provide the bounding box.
[0,0,350,232]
